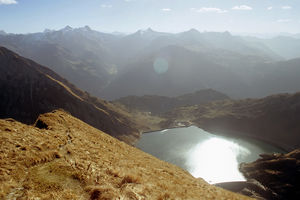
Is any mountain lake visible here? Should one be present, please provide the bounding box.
[136,126,285,184]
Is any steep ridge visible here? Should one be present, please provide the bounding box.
[0,47,139,144]
[165,92,300,150]
[0,110,251,199]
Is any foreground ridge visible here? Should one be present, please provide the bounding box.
[0,110,251,199]
[0,46,140,144]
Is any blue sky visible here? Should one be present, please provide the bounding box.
[0,0,299,34]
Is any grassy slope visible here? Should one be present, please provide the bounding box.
[0,110,251,200]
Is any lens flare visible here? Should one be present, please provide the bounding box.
[153,58,169,74]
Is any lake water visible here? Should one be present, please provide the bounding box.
[136,126,285,184]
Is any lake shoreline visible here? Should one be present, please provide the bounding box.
[140,124,291,152]
[201,128,291,153]
[137,125,285,184]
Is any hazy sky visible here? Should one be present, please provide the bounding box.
[0,0,299,34]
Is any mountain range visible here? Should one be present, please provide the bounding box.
[0,27,299,199]
[1,26,300,100]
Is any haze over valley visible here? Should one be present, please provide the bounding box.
[1,26,300,100]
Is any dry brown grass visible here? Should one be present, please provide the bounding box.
[0,110,252,199]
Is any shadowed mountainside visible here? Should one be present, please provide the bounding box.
[0,46,139,144]
[114,89,230,114]
[165,92,300,150]
[102,45,250,99]
[0,110,251,200]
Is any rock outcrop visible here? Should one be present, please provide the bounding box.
[238,149,300,200]
[0,110,252,199]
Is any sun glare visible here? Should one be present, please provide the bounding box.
[186,137,250,183]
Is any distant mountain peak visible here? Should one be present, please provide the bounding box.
[132,28,170,39]
[61,25,73,32]
[0,30,7,35]
[187,28,200,33]
[137,28,153,35]
[43,28,54,33]
[181,28,201,36]
[78,25,92,32]
[135,27,159,35]
[146,27,154,32]
[223,31,232,36]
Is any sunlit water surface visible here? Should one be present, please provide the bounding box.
[136,126,284,184]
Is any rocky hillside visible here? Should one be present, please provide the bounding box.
[239,149,300,200]
[165,92,300,150]
[114,89,229,114]
[0,46,139,144]
[0,110,251,200]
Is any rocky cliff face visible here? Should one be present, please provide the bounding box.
[239,149,300,200]
[0,110,251,200]
[0,46,139,144]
